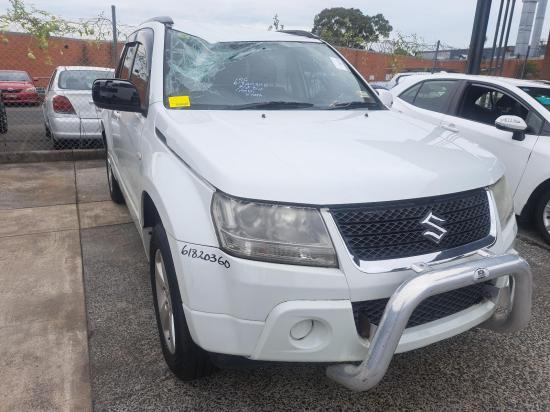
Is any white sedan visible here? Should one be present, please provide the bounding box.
[391,74,550,243]
[43,66,114,149]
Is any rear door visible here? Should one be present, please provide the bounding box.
[441,82,542,195]
[393,79,461,126]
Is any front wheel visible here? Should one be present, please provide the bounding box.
[534,190,550,244]
[150,223,216,380]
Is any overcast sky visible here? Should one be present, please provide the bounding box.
[1,0,549,49]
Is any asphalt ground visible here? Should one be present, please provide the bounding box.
[79,173,550,410]
[1,106,103,151]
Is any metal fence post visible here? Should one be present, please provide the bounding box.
[432,40,441,73]
[467,0,493,75]
[111,5,118,68]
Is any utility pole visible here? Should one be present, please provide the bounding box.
[467,0,493,74]
[111,5,118,68]
[521,45,532,78]
[489,0,506,74]
[432,40,441,73]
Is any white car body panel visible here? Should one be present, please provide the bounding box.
[391,73,550,215]
[99,22,520,364]
[158,108,503,205]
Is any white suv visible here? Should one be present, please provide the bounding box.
[390,74,550,244]
[92,18,532,392]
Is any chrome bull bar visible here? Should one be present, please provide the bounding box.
[326,251,532,392]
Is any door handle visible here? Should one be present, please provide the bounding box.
[136,152,142,160]
[442,123,459,133]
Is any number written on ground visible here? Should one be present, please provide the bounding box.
[181,244,231,268]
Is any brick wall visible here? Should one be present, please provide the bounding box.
[0,32,546,88]
[0,32,122,88]
[336,47,545,81]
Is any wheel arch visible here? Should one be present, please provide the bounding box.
[139,158,219,260]
[519,178,550,223]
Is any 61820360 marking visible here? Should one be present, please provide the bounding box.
[181,244,230,268]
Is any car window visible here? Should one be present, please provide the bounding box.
[0,71,31,82]
[118,42,138,80]
[459,84,541,133]
[58,70,113,90]
[399,83,421,104]
[519,86,550,112]
[412,80,458,113]
[129,29,153,110]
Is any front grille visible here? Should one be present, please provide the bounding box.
[330,189,491,261]
[352,283,489,330]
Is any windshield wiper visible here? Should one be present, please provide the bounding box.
[234,101,314,110]
[327,101,377,110]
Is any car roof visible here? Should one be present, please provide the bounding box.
[55,66,114,72]
[401,73,549,89]
[145,20,322,44]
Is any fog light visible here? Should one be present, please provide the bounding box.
[290,319,314,340]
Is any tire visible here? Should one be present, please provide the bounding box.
[534,190,550,244]
[0,116,7,134]
[150,223,216,380]
[106,158,125,205]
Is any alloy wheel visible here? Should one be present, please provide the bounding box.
[155,249,176,354]
[543,200,550,236]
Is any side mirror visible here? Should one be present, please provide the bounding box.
[92,79,142,113]
[377,89,393,108]
[495,115,528,141]
[33,77,40,83]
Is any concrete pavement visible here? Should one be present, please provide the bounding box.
[0,160,130,411]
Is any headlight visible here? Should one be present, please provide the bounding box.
[211,192,338,267]
[24,87,36,93]
[490,177,514,227]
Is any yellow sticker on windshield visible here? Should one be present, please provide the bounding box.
[169,96,191,108]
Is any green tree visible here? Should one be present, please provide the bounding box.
[312,8,392,48]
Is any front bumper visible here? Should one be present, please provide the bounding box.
[326,251,532,391]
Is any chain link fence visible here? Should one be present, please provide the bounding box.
[0,16,134,153]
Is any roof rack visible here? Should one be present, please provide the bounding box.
[142,16,174,26]
[278,30,319,39]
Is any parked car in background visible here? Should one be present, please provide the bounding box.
[92,18,532,392]
[0,70,40,106]
[0,93,7,134]
[391,73,550,243]
[43,66,114,149]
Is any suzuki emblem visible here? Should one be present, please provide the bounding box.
[420,212,448,244]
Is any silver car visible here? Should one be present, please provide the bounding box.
[43,66,114,149]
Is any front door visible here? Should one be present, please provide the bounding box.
[442,83,542,195]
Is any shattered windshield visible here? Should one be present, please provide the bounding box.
[163,28,381,110]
